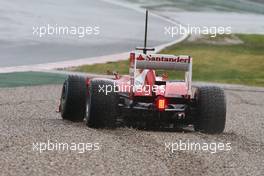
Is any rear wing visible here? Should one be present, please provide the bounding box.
[129,52,192,95]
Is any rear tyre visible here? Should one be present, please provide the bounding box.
[194,86,226,134]
[60,75,87,122]
[85,79,119,128]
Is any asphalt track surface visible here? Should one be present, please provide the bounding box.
[0,84,263,176]
[0,0,179,67]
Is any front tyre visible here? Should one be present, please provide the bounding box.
[194,86,226,134]
[60,75,87,122]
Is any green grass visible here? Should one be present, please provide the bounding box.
[74,34,264,87]
[126,0,264,14]
[0,72,67,87]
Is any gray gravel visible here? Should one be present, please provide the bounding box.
[0,84,263,176]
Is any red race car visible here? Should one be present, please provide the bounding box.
[59,11,226,134]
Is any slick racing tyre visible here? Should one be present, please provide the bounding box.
[194,86,226,134]
[85,79,119,128]
[60,75,87,122]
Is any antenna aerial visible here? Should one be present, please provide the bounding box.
[136,10,155,54]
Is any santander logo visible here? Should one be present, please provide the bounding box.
[136,54,191,63]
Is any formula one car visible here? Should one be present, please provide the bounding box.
[59,11,226,134]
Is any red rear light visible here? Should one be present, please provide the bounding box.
[158,99,165,109]
[156,96,167,111]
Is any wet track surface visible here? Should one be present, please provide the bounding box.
[0,84,263,176]
[0,0,178,67]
